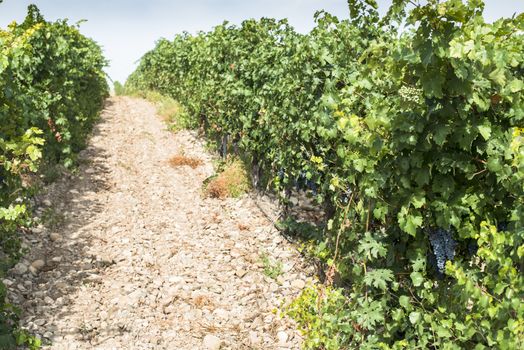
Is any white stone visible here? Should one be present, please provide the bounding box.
[31,260,45,270]
[13,263,28,275]
[202,334,222,350]
[49,233,61,242]
[291,279,305,289]
[277,331,288,344]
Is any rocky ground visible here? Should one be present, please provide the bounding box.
[4,97,318,350]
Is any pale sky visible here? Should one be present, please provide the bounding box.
[1,1,522,85]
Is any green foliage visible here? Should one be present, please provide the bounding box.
[0,5,108,347]
[127,0,523,348]
[128,90,196,131]
[113,81,125,96]
[259,252,283,280]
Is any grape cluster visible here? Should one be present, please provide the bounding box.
[293,171,318,195]
[467,239,478,256]
[428,228,457,273]
[340,187,352,204]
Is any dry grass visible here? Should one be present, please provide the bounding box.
[237,223,250,231]
[205,160,250,199]
[192,294,214,309]
[157,99,180,123]
[129,90,195,131]
[169,155,203,169]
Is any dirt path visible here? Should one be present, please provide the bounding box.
[5,97,316,350]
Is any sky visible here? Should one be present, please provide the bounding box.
[1,0,523,85]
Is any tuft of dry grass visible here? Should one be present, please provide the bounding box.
[237,223,250,231]
[192,294,214,309]
[205,160,250,199]
[169,155,203,169]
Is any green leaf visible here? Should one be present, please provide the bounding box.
[489,68,506,86]
[399,295,411,309]
[398,209,423,236]
[477,124,491,140]
[507,79,523,93]
[363,269,394,290]
[409,311,421,324]
[410,272,424,287]
[410,194,426,209]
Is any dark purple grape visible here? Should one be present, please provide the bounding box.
[428,228,456,273]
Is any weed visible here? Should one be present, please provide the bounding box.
[41,207,65,229]
[237,223,250,231]
[204,159,250,199]
[128,90,196,131]
[259,252,283,280]
[39,163,64,184]
[169,155,203,169]
[192,294,214,309]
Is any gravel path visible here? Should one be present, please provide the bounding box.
[5,97,316,349]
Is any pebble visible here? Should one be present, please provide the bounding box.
[202,334,222,350]
[291,279,306,289]
[235,269,248,278]
[34,319,46,326]
[49,233,61,242]
[13,263,28,275]
[249,331,261,345]
[31,260,45,270]
[277,331,289,344]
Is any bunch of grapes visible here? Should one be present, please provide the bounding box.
[292,171,318,195]
[340,187,352,204]
[497,221,508,232]
[428,228,457,273]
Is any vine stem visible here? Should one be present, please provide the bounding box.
[328,192,353,286]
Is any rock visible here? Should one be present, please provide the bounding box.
[49,233,61,242]
[277,331,288,344]
[2,279,13,287]
[43,331,53,339]
[55,282,68,290]
[34,319,46,326]
[235,269,248,278]
[31,260,45,270]
[42,199,52,207]
[13,263,28,275]
[80,262,93,270]
[32,225,44,234]
[249,331,261,345]
[291,279,305,289]
[213,308,229,320]
[202,334,222,350]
